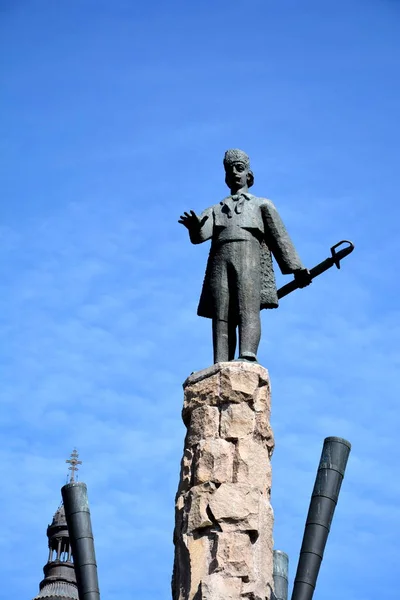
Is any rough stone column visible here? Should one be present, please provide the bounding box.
[172,362,275,600]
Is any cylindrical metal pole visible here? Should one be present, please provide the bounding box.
[273,550,289,600]
[61,481,100,600]
[291,436,351,600]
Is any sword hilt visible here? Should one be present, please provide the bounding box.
[330,240,354,269]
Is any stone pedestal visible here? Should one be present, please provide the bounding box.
[172,362,275,600]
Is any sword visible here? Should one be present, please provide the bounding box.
[277,240,355,300]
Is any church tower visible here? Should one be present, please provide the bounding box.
[32,450,82,600]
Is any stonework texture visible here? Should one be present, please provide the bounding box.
[172,362,275,600]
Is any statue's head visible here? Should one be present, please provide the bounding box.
[223,149,254,193]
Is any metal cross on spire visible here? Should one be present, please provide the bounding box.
[66,448,82,483]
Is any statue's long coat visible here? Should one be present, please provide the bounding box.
[189,193,304,319]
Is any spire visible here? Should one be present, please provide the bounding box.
[32,453,82,600]
[66,449,82,483]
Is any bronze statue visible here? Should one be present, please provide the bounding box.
[179,149,311,363]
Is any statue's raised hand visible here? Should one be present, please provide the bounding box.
[178,210,208,231]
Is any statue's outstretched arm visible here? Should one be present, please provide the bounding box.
[178,207,213,244]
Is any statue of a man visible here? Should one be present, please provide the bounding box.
[179,149,311,363]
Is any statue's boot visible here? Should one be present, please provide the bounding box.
[236,351,258,363]
[212,318,237,363]
[238,314,261,363]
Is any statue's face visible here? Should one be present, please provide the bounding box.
[225,161,249,193]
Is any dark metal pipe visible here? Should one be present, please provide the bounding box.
[273,550,289,600]
[291,436,351,600]
[61,481,100,600]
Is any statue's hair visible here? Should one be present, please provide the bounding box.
[224,148,254,188]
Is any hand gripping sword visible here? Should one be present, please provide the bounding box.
[277,240,354,300]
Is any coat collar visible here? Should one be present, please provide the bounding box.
[220,192,253,205]
[220,192,253,217]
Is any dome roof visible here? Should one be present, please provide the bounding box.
[51,504,66,527]
[33,581,78,600]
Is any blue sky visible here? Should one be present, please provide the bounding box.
[1,1,400,599]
